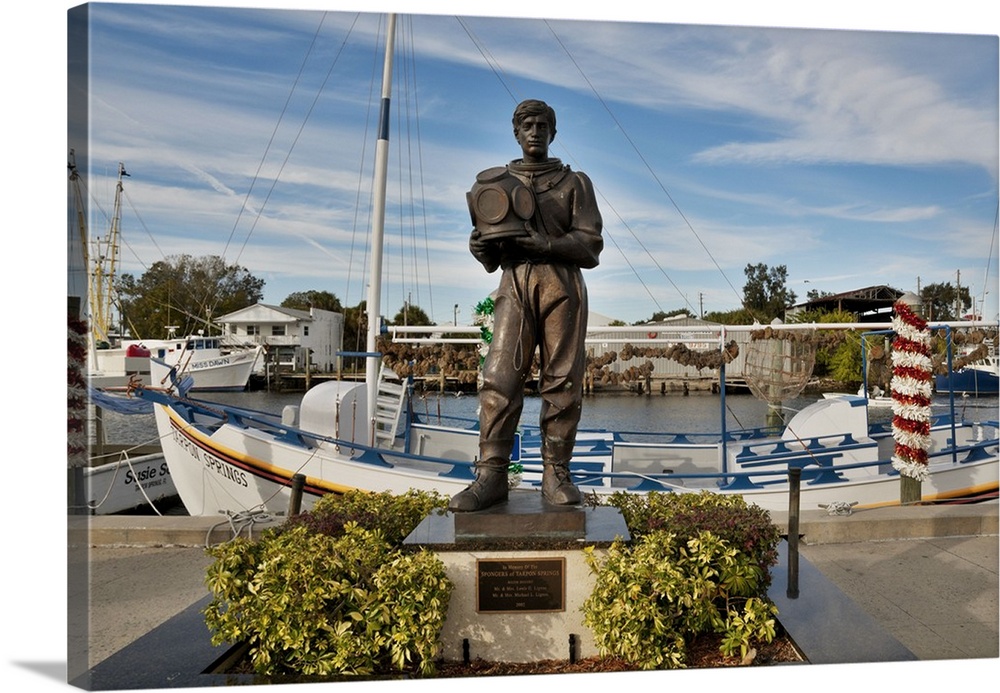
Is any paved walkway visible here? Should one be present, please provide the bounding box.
[68,546,216,678]
[800,535,997,660]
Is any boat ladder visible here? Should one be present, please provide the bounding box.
[372,367,407,448]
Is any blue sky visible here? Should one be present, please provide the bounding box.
[65,1,999,329]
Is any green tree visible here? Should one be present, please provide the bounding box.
[827,330,860,382]
[281,290,343,313]
[338,300,368,372]
[639,308,695,324]
[117,254,264,339]
[920,282,971,321]
[391,303,433,327]
[805,288,833,301]
[742,263,797,321]
[702,307,756,325]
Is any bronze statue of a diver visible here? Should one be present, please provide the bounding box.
[449,99,604,512]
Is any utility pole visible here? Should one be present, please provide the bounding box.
[955,269,962,319]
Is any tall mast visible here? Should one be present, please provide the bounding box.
[365,13,397,442]
[91,161,129,346]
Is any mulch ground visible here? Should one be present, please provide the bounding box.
[432,631,803,677]
[228,631,803,680]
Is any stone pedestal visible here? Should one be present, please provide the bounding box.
[403,491,630,664]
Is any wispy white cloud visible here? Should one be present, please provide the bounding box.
[77,4,998,324]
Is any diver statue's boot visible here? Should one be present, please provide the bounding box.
[542,462,582,505]
[448,458,509,512]
[541,436,582,505]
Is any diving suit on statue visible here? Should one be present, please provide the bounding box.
[448,99,603,512]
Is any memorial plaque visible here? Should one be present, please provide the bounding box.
[476,558,565,613]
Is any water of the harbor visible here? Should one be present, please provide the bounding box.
[95,387,998,449]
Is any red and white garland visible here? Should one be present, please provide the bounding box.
[890,301,932,481]
[68,316,89,469]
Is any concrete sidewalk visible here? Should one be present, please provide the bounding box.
[69,501,998,680]
[798,534,997,660]
[783,501,998,661]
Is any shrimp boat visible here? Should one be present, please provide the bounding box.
[134,14,998,517]
[92,333,263,393]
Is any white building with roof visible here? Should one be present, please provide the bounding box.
[217,303,343,372]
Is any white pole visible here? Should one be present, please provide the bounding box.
[365,13,396,444]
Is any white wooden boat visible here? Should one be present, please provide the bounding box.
[84,448,176,515]
[83,391,178,515]
[92,335,262,393]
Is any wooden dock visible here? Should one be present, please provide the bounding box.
[264,369,741,395]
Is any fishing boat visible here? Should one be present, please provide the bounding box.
[83,450,175,515]
[69,313,179,515]
[934,354,999,396]
[133,13,998,518]
[83,440,176,516]
[93,333,263,393]
[83,391,174,515]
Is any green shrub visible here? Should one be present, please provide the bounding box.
[583,491,781,668]
[204,490,452,677]
[284,488,449,544]
[602,490,780,591]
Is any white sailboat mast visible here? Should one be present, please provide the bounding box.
[365,13,397,442]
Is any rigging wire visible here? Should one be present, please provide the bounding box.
[543,20,750,319]
[206,12,361,331]
[407,27,437,324]
[342,16,383,319]
[120,187,165,265]
[455,17,522,105]
[457,17,719,318]
[979,201,999,320]
[222,12,356,265]
[401,19,428,318]
[389,16,435,323]
[456,17,670,315]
